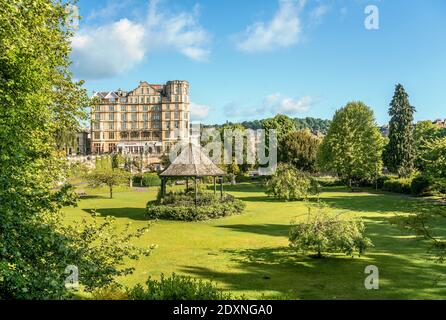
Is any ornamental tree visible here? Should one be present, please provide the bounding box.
[317,102,385,188]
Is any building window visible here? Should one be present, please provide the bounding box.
[131,122,137,129]
[95,113,100,121]
[109,132,115,139]
[131,113,137,121]
[165,112,171,120]
[94,122,100,130]
[142,131,150,138]
[120,98,127,103]
[109,113,114,121]
[143,105,148,111]
[121,105,126,112]
[131,132,139,139]
[153,122,160,129]
[109,105,114,112]
[94,132,101,140]
[175,96,179,102]
[143,122,148,129]
[108,122,114,130]
[152,113,160,120]
[121,132,128,139]
[122,113,127,121]
[131,105,137,112]
[166,122,170,129]
[143,113,148,121]
[158,96,162,103]
[175,121,179,129]
[122,122,127,130]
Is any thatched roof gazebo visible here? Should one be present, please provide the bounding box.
[159,143,225,204]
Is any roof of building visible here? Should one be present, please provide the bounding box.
[160,143,225,177]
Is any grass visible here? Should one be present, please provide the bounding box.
[62,183,446,300]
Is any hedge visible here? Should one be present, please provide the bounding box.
[382,178,412,194]
[146,193,246,221]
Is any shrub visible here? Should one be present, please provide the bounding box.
[128,273,233,300]
[289,203,373,258]
[382,177,413,194]
[376,176,391,189]
[266,164,320,201]
[411,175,435,196]
[146,192,246,221]
[142,172,162,187]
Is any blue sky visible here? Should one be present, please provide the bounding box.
[72,0,446,125]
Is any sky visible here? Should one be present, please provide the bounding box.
[71,0,446,125]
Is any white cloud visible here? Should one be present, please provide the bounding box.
[190,102,210,120]
[223,92,315,119]
[263,93,314,115]
[71,0,210,79]
[71,19,145,79]
[236,0,305,53]
[309,4,329,25]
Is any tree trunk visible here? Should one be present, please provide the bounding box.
[109,185,113,199]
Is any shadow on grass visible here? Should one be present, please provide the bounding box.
[83,207,147,221]
[216,224,290,238]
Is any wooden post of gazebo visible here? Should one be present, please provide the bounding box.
[213,177,217,195]
[220,176,223,198]
[194,177,198,205]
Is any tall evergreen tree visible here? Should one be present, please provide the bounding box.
[384,84,416,177]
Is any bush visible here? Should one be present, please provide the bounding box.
[266,164,320,201]
[376,176,391,189]
[411,175,435,196]
[289,203,373,258]
[146,192,246,221]
[133,173,162,187]
[382,177,413,194]
[128,273,233,300]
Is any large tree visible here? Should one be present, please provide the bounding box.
[281,129,321,172]
[384,84,416,177]
[0,0,150,299]
[317,102,385,188]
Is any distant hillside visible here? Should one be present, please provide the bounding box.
[204,117,331,135]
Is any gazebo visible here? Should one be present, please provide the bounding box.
[159,143,225,204]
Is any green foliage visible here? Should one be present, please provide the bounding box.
[382,177,413,194]
[294,117,331,135]
[85,157,131,198]
[289,203,373,258]
[384,84,416,177]
[281,129,321,172]
[128,273,233,300]
[317,102,385,188]
[146,192,246,221]
[414,121,445,171]
[376,175,392,189]
[411,175,435,196]
[0,0,145,300]
[265,164,320,201]
[421,137,446,178]
[133,172,162,187]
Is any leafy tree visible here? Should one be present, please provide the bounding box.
[0,0,151,299]
[289,203,373,258]
[384,84,416,177]
[281,129,321,172]
[317,102,385,188]
[85,157,131,199]
[414,121,446,171]
[421,137,446,178]
[266,164,320,201]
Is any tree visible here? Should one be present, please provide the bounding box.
[85,157,131,199]
[289,203,373,258]
[266,164,320,201]
[422,137,446,178]
[414,121,445,171]
[317,102,385,188]
[384,84,416,177]
[281,129,321,172]
[0,0,150,299]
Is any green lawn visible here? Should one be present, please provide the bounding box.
[63,183,446,300]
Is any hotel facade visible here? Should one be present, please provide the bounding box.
[91,80,190,156]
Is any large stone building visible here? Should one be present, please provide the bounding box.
[91,80,190,156]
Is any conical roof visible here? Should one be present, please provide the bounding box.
[160,143,225,177]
